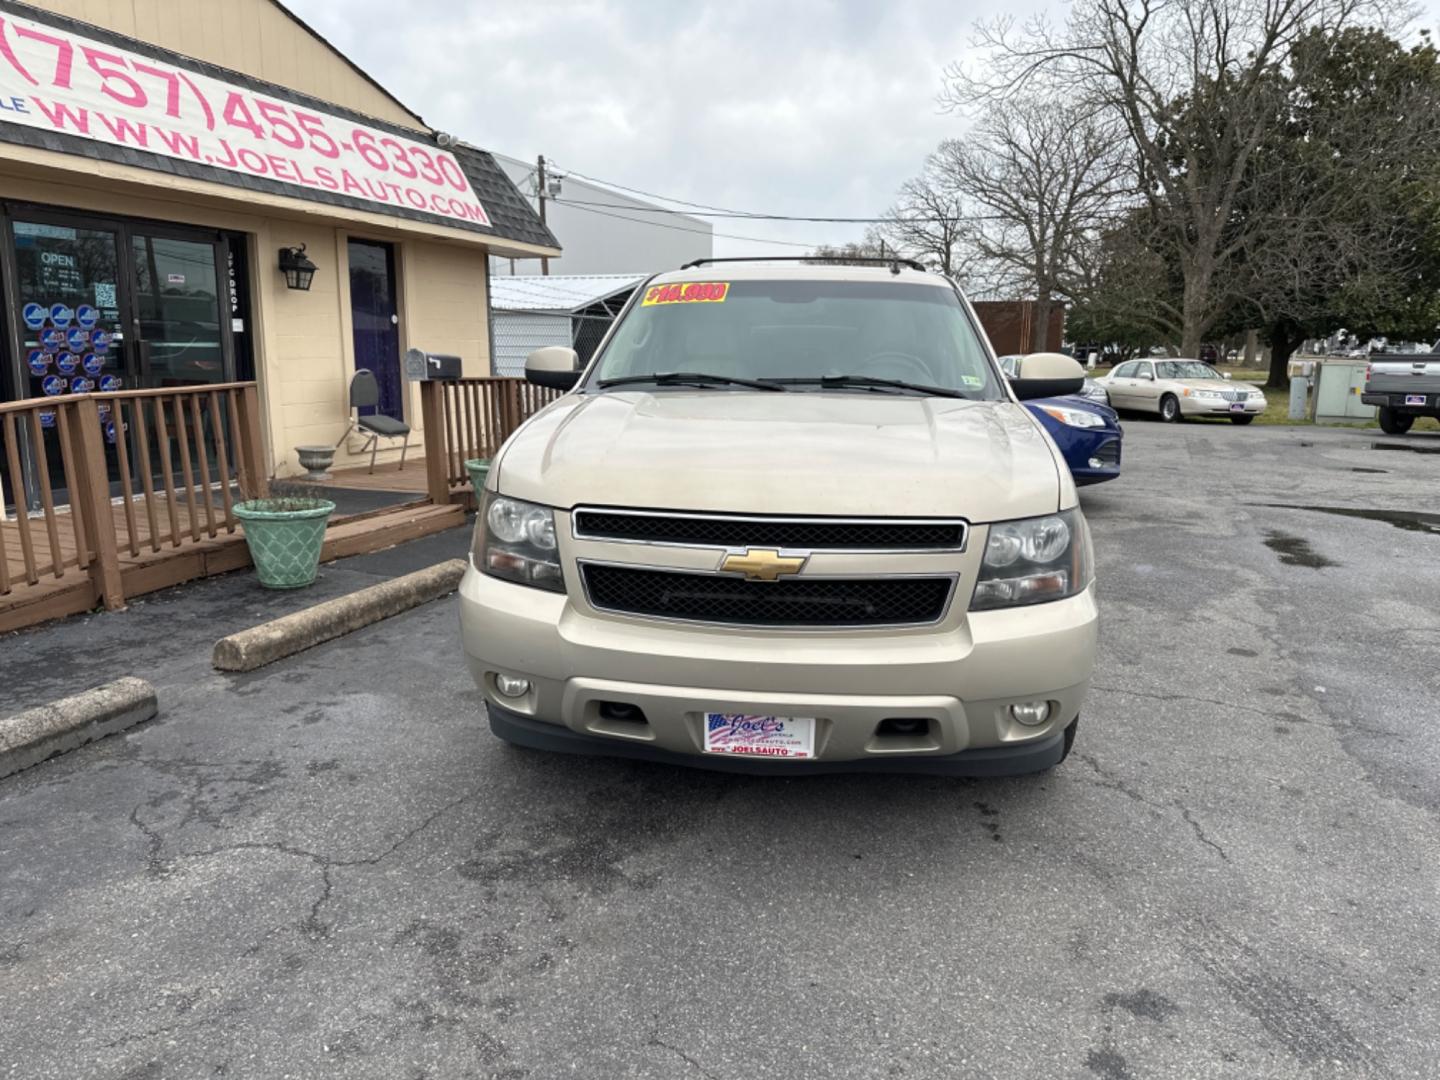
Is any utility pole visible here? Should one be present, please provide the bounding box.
[536,154,550,276]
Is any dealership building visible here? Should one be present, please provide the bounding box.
[0,0,557,485]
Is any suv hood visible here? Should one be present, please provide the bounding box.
[495,391,1067,521]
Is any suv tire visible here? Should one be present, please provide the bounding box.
[1378,407,1414,435]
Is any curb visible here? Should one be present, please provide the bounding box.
[213,558,468,673]
[0,677,158,780]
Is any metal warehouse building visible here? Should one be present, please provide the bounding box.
[489,274,642,376]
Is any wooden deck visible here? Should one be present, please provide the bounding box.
[313,461,429,493]
[1,495,464,633]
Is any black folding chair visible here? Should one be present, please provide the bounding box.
[340,369,410,473]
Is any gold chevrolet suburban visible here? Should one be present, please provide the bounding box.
[459,260,1098,775]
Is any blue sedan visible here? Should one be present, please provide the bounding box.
[999,356,1123,486]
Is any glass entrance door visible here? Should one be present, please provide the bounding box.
[11,219,126,401]
[348,240,402,420]
[3,208,236,511]
[7,218,128,501]
[129,233,227,389]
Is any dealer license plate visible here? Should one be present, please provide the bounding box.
[1230,402,1246,412]
[703,713,815,759]
[1405,394,1427,406]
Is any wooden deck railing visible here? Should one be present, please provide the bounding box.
[0,382,266,612]
[418,377,562,504]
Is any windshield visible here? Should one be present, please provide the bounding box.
[1156,361,1223,380]
[589,279,1002,399]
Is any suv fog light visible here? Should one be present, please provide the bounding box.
[1088,456,1104,469]
[1010,701,1051,727]
[494,674,531,699]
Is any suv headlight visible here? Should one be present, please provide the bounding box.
[472,493,564,592]
[1039,404,1107,428]
[1185,388,1223,399]
[970,508,1092,611]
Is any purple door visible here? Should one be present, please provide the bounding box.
[348,240,401,420]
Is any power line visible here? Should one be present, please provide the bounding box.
[554,199,829,250]
[552,196,911,223]
[547,163,768,217]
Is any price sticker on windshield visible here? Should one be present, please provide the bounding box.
[642,282,729,306]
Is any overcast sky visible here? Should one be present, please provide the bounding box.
[289,0,1440,258]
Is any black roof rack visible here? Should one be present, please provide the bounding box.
[679,255,929,273]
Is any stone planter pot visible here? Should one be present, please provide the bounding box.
[464,458,492,496]
[234,498,336,589]
[295,444,336,481]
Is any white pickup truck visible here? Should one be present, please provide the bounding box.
[1362,342,1440,434]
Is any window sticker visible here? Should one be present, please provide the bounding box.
[67,327,90,351]
[641,281,730,306]
[76,304,99,329]
[22,302,46,329]
[55,352,78,375]
[94,283,117,309]
[38,410,56,429]
[71,376,94,394]
[49,303,73,328]
[91,329,112,352]
[26,349,49,375]
[99,374,122,392]
[41,327,65,351]
[82,352,103,377]
[41,374,65,395]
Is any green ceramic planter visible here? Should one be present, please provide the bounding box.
[234,498,336,589]
[464,458,492,495]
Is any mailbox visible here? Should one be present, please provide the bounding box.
[404,348,462,381]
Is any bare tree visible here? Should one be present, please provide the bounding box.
[804,237,892,265]
[943,0,1398,356]
[929,96,1129,336]
[874,169,968,278]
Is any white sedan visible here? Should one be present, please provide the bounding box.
[1098,359,1265,424]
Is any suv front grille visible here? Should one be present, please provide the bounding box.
[581,563,954,627]
[572,509,966,550]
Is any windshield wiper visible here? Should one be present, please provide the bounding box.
[597,371,785,392]
[767,375,971,398]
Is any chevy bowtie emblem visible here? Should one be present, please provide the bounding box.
[719,548,807,581]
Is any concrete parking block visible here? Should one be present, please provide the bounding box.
[0,676,157,779]
[212,558,468,673]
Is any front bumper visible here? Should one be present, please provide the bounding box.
[1180,395,1264,417]
[459,563,1098,772]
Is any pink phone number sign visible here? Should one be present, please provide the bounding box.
[0,12,490,227]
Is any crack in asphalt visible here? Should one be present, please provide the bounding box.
[1077,754,1231,866]
[649,1032,722,1080]
[1088,683,1402,738]
[128,805,166,878]
[128,782,487,940]
[1177,805,1230,864]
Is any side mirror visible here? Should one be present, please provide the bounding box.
[1010,352,1086,401]
[525,346,580,390]
[1140,371,1154,381]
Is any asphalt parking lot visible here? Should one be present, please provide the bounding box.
[2,420,1438,1080]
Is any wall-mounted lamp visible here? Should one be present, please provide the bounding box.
[278,244,317,291]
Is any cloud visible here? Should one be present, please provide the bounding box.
[286,0,1030,253]
[288,0,1440,256]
